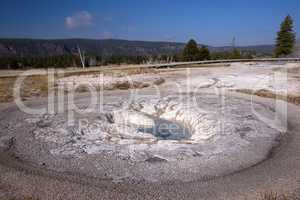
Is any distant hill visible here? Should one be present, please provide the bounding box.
[0,39,185,58]
[0,38,275,58]
[210,45,275,55]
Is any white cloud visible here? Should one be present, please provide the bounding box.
[65,11,93,29]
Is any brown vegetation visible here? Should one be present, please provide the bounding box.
[0,67,160,103]
[0,75,49,103]
[235,89,300,106]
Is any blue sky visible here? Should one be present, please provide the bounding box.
[0,0,299,46]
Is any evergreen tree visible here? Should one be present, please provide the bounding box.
[275,15,296,57]
[182,39,201,61]
[199,46,210,60]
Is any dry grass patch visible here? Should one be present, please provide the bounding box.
[235,89,300,106]
[0,75,49,103]
[0,67,165,103]
[62,67,157,78]
[8,197,39,200]
[259,192,286,200]
[257,191,300,200]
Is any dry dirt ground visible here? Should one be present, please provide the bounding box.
[1,62,300,200]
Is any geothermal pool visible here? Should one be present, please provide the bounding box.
[0,93,283,183]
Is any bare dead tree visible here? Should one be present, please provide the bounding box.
[77,45,85,69]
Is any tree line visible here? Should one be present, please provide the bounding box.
[180,39,256,62]
[0,55,150,69]
[0,44,258,69]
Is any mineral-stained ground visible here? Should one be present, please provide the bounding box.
[1,62,297,183]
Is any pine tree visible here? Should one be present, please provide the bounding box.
[182,39,201,61]
[199,46,210,60]
[275,15,296,57]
